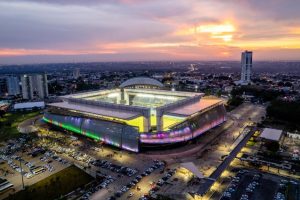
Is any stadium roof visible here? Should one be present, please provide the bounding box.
[48,102,141,120]
[166,98,223,117]
[120,77,164,88]
[260,128,283,141]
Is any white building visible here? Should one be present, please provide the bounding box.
[73,68,80,79]
[236,51,253,85]
[259,128,283,142]
[14,101,45,110]
[241,51,252,83]
[6,76,20,96]
[21,74,49,100]
[287,132,300,140]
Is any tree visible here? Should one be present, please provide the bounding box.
[216,89,222,97]
[284,82,292,87]
[228,96,243,107]
[267,100,300,125]
[265,141,280,152]
[231,85,283,102]
[278,81,284,87]
[205,89,211,96]
[0,110,5,118]
[48,81,63,94]
[156,195,175,200]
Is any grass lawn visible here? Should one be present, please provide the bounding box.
[247,140,256,146]
[0,111,40,142]
[6,165,94,200]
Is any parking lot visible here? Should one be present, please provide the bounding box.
[28,124,169,200]
[0,135,70,199]
[0,127,166,200]
[90,160,166,200]
[221,169,300,200]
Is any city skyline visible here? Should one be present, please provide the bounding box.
[1,0,300,64]
[0,1,300,199]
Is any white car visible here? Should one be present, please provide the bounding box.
[25,172,34,179]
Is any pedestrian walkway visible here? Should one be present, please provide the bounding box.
[197,126,255,196]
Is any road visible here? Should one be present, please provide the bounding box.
[197,126,256,196]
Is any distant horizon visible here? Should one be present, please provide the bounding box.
[2,59,300,67]
[1,0,300,64]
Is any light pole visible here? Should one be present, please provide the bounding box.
[19,151,25,190]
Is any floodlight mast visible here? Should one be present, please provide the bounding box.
[20,151,25,190]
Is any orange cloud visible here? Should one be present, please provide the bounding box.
[0,49,116,56]
[175,22,236,42]
[100,41,197,50]
[197,24,235,34]
[232,38,300,49]
[290,27,300,34]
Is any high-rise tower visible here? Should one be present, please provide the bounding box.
[240,51,252,84]
[73,68,80,79]
[21,74,48,99]
[6,76,20,96]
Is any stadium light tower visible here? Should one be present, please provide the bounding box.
[19,151,25,190]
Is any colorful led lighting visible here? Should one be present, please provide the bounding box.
[140,116,226,144]
[43,116,139,152]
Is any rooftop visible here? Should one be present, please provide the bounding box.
[48,101,140,120]
[14,101,45,109]
[66,88,201,109]
[166,98,224,117]
[260,128,283,141]
[48,95,223,122]
[120,77,164,88]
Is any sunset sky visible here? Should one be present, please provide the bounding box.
[1,0,300,64]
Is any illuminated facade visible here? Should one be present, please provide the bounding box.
[44,77,226,152]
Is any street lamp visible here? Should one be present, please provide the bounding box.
[19,151,25,190]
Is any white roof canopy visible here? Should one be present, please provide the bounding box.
[167,98,223,117]
[14,101,45,109]
[120,77,164,88]
[260,128,283,141]
[180,162,204,179]
[48,102,141,120]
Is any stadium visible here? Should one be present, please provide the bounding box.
[43,77,226,152]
